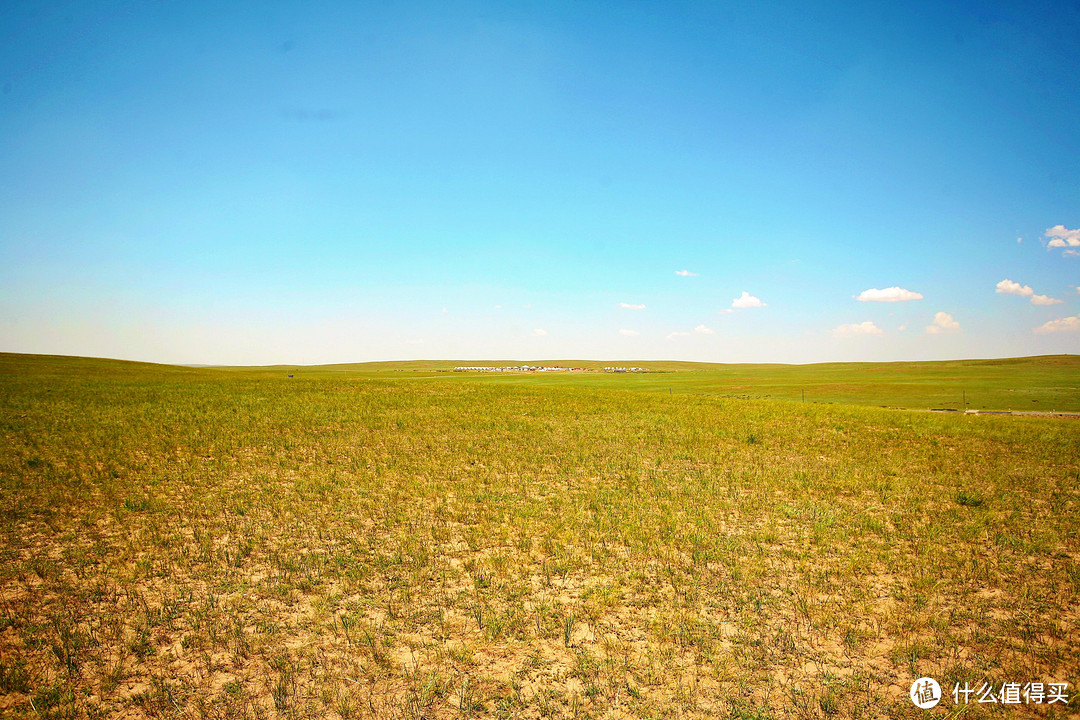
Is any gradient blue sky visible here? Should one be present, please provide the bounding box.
[2,0,1078,364]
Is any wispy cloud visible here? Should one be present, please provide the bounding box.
[832,321,883,338]
[1046,225,1080,250]
[1034,315,1080,334]
[854,287,923,302]
[732,291,765,309]
[674,270,698,277]
[926,312,959,334]
[619,302,646,310]
[532,328,547,337]
[619,329,639,336]
[996,279,1062,305]
[666,324,715,339]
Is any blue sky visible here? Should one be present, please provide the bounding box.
[2,0,1078,364]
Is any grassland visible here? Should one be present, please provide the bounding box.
[234,355,1080,412]
[0,352,1077,719]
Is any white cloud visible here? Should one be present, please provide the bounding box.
[996,278,1034,297]
[898,324,907,332]
[832,321,883,338]
[717,308,734,314]
[494,305,502,310]
[1065,249,1080,258]
[1031,294,1064,306]
[1034,315,1080,334]
[926,312,960,334]
[532,328,547,337]
[619,329,639,336]
[674,270,698,277]
[854,287,924,302]
[441,307,449,314]
[996,279,1062,304]
[619,302,646,310]
[732,291,765,309]
[1017,237,1023,244]
[693,324,715,335]
[666,331,691,339]
[1046,225,1080,248]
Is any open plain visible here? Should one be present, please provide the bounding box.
[0,353,1077,719]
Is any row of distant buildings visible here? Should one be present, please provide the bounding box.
[452,366,646,373]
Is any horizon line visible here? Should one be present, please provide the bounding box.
[2,350,1074,370]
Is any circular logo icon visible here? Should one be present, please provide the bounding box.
[910,677,942,709]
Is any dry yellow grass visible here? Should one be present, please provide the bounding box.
[0,354,1077,718]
